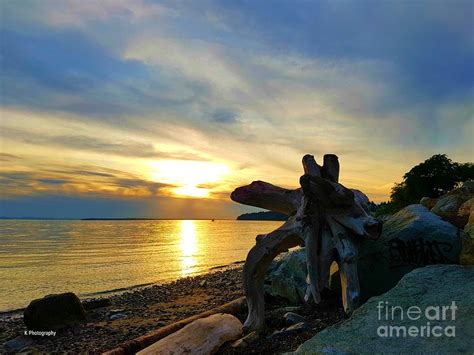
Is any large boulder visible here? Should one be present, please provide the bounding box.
[460,201,474,265]
[266,205,461,304]
[24,292,86,330]
[431,181,474,228]
[295,265,474,354]
[265,249,307,304]
[419,197,438,209]
[351,204,461,301]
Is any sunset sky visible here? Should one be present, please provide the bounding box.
[1,0,473,219]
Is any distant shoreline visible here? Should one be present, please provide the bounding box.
[0,217,236,221]
[0,217,282,221]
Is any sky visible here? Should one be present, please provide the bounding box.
[0,0,473,219]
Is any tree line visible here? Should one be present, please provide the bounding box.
[375,154,473,216]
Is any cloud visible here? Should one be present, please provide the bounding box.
[0,153,22,161]
[0,164,174,199]
[0,0,473,218]
[211,108,239,123]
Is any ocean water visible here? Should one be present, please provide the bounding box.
[0,219,282,312]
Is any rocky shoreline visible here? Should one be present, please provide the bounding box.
[0,264,344,354]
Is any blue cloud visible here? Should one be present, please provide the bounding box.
[37,179,68,185]
[211,108,239,123]
[205,0,473,103]
[0,28,201,118]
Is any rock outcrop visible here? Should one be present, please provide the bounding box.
[23,292,86,330]
[429,180,474,228]
[352,204,461,301]
[295,265,474,354]
[265,205,461,303]
[460,199,474,265]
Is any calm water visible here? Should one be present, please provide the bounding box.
[0,220,281,312]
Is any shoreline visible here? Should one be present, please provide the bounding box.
[0,261,246,317]
[1,264,246,353]
[1,262,344,354]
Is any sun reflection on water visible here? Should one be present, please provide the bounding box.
[180,220,198,276]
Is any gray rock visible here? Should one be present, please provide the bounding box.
[420,196,438,209]
[284,312,306,325]
[431,183,474,227]
[266,205,461,304]
[269,322,313,339]
[276,306,301,313]
[295,265,474,354]
[265,249,307,304]
[109,308,125,314]
[460,202,474,265]
[285,321,313,332]
[4,336,34,352]
[24,292,86,330]
[109,313,127,320]
[346,204,461,301]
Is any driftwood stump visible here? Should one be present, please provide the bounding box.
[231,154,382,332]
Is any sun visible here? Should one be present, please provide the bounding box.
[149,160,229,198]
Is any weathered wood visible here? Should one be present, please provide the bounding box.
[301,174,382,238]
[316,227,335,292]
[322,154,339,183]
[327,218,360,313]
[301,154,323,304]
[302,216,321,304]
[137,313,242,355]
[103,298,246,355]
[302,154,322,177]
[300,174,355,212]
[232,153,382,332]
[230,181,302,215]
[243,217,304,332]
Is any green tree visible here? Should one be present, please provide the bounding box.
[390,154,473,208]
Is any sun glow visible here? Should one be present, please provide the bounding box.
[150,160,229,198]
[180,220,198,276]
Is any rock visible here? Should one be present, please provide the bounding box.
[231,331,259,349]
[109,313,127,321]
[283,312,306,325]
[458,198,474,221]
[420,197,438,209]
[24,292,86,330]
[341,204,461,301]
[109,308,125,314]
[267,205,461,305]
[275,306,301,313]
[82,298,112,310]
[268,322,313,339]
[199,280,207,287]
[4,336,34,352]
[463,180,474,189]
[460,204,474,265]
[265,249,307,304]
[431,183,474,227]
[137,313,242,355]
[295,265,474,354]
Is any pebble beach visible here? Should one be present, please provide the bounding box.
[1,263,345,354]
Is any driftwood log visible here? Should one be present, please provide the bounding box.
[103,297,246,355]
[231,154,382,332]
[137,313,242,355]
